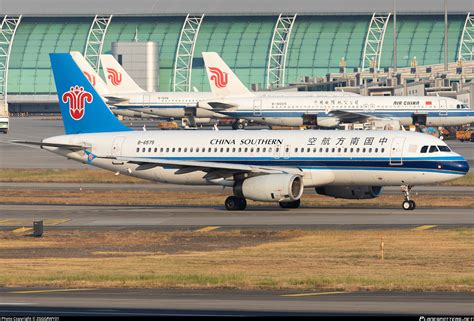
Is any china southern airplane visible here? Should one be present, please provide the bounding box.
[201,52,474,128]
[13,53,469,211]
[71,52,356,128]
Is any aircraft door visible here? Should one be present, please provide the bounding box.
[283,144,291,159]
[143,93,150,112]
[273,144,291,159]
[111,136,126,157]
[389,137,405,166]
[273,145,281,159]
[439,99,447,116]
[253,99,262,116]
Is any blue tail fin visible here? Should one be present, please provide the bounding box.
[50,53,132,135]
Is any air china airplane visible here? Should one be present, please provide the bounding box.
[14,54,469,211]
[71,52,357,128]
[201,52,474,128]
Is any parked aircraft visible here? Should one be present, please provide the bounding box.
[13,53,469,211]
[201,52,474,128]
[71,52,357,128]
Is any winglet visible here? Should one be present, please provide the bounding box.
[100,54,145,93]
[202,52,254,98]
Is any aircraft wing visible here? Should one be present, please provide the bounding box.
[325,110,371,123]
[115,156,301,179]
[205,101,239,111]
[325,110,398,123]
[10,140,87,151]
[104,96,130,105]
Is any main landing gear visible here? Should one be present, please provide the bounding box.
[225,196,247,211]
[224,196,302,210]
[279,199,301,209]
[232,120,247,130]
[401,185,416,211]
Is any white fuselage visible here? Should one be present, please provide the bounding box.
[205,96,474,127]
[42,130,468,188]
[111,91,359,119]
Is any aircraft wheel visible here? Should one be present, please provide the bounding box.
[225,196,247,211]
[402,200,416,211]
[232,122,245,130]
[279,199,301,209]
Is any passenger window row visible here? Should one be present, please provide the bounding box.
[294,147,384,154]
[135,146,385,154]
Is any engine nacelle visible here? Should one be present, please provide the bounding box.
[234,174,304,202]
[315,186,383,199]
[316,117,341,128]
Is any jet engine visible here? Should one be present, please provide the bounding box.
[316,117,341,128]
[234,174,304,202]
[315,186,383,199]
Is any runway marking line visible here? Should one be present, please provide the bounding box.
[281,291,349,297]
[412,225,438,231]
[10,289,96,294]
[195,226,221,233]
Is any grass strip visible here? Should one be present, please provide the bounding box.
[1,229,472,291]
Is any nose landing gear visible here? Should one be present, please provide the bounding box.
[401,185,416,210]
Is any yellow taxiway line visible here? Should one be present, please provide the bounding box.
[195,226,221,233]
[282,291,349,297]
[412,225,438,231]
[12,227,33,234]
[10,289,95,294]
[0,219,70,227]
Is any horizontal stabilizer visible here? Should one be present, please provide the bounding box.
[11,140,87,150]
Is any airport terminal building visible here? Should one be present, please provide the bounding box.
[1,0,473,112]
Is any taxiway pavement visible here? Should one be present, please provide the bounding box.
[0,288,471,316]
[0,204,472,229]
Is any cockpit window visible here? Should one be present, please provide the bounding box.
[438,145,451,152]
[420,146,428,153]
[429,145,439,153]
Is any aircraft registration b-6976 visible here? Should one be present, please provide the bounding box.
[13,53,469,211]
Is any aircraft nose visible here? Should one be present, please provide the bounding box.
[461,160,470,174]
[444,159,470,174]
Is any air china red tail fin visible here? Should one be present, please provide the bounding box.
[202,52,254,98]
[100,54,145,93]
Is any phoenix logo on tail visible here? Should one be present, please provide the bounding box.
[208,67,228,88]
[83,71,96,86]
[62,85,93,121]
[106,68,122,86]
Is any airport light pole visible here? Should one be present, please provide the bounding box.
[444,0,448,72]
[393,0,397,74]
